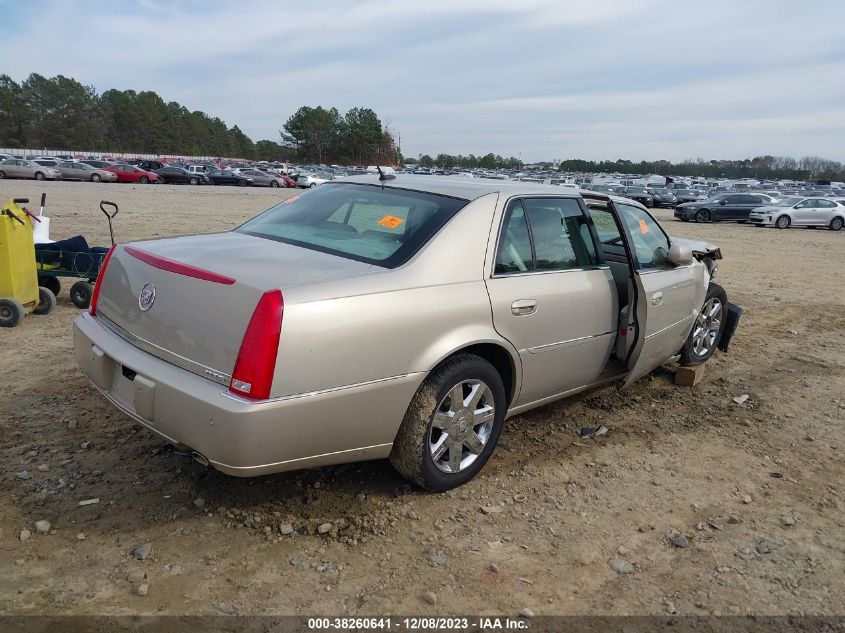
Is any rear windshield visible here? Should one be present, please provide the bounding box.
[235,183,468,268]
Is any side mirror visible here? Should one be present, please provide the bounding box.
[668,243,693,266]
[719,199,727,205]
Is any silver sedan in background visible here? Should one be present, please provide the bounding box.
[56,161,118,182]
[749,196,845,230]
[0,158,63,180]
[234,168,283,187]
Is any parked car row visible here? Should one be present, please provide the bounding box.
[0,156,304,188]
[671,193,844,230]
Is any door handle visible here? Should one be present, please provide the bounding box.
[651,292,664,306]
[511,299,537,316]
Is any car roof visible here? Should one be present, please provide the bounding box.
[339,174,583,201]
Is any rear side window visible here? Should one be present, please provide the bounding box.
[495,197,598,275]
[236,183,467,268]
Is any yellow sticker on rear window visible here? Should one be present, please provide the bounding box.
[378,215,404,229]
[639,219,649,234]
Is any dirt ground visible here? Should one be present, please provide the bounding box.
[1,180,843,617]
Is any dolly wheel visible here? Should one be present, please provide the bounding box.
[39,276,61,296]
[70,281,94,309]
[34,287,56,315]
[0,298,25,327]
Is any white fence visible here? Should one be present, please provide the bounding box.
[0,147,236,162]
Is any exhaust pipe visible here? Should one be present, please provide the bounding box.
[191,451,210,467]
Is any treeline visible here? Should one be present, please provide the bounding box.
[281,106,401,166]
[410,153,523,170]
[0,73,294,160]
[556,156,845,180]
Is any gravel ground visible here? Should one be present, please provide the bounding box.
[0,180,843,617]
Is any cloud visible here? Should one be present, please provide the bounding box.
[1,0,843,161]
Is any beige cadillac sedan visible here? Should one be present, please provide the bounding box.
[74,176,740,490]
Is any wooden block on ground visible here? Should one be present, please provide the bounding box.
[675,364,705,387]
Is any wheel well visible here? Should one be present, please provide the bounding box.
[440,343,516,406]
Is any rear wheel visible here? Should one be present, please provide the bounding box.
[238,179,247,187]
[830,216,844,231]
[38,276,61,296]
[35,171,46,181]
[775,215,791,229]
[310,182,317,188]
[91,173,101,183]
[270,180,279,188]
[694,209,710,223]
[389,354,506,491]
[34,287,56,315]
[189,177,198,185]
[139,176,149,184]
[0,170,6,178]
[0,298,25,327]
[680,283,728,366]
[70,281,94,309]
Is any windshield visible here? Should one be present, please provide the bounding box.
[236,183,467,268]
[627,187,647,194]
[650,188,669,194]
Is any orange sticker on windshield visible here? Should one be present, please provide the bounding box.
[378,215,404,229]
[639,219,649,234]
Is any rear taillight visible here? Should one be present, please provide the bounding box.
[229,290,283,400]
[89,244,117,316]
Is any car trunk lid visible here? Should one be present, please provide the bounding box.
[95,232,377,383]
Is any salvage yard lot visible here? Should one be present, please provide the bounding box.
[0,180,843,616]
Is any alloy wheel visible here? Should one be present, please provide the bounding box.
[691,297,722,357]
[428,379,495,474]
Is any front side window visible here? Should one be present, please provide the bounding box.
[237,183,467,268]
[617,203,670,269]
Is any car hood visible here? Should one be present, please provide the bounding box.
[749,206,781,213]
[671,237,722,259]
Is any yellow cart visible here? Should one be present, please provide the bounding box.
[0,197,56,327]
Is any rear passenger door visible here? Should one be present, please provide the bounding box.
[485,197,619,405]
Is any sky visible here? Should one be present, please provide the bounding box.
[1,0,844,163]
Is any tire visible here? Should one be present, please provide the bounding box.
[238,179,247,187]
[775,215,791,229]
[389,354,506,491]
[0,298,25,327]
[189,177,198,186]
[680,283,728,366]
[0,170,6,179]
[310,182,317,188]
[830,217,844,231]
[91,173,101,183]
[69,281,94,309]
[34,287,56,315]
[35,171,46,181]
[270,180,279,188]
[139,176,149,184]
[694,209,711,223]
[38,276,61,296]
